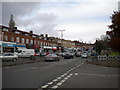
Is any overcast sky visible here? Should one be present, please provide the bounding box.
[1,0,119,43]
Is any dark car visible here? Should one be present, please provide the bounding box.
[63,53,73,59]
[44,54,60,62]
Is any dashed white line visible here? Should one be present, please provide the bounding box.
[52,85,58,89]
[75,73,78,75]
[70,74,73,76]
[4,67,10,68]
[64,77,68,80]
[60,80,66,83]
[67,75,71,78]
[57,77,62,80]
[47,82,53,85]
[31,67,38,69]
[41,85,49,88]
[53,79,58,82]
[56,82,62,86]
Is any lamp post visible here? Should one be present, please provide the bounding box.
[59,30,65,52]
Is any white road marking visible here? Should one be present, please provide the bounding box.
[61,75,65,77]
[41,85,49,88]
[56,82,62,86]
[80,73,106,77]
[70,74,73,76]
[60,80,66,83]
[57,77,62,80]
[4,67,10,68]
[75,73,78,75]
[31,67,38,69]
[47,82,53,85]
[52,85,58,89]
[53,79,58,82]
[63,73,67,76]
[40,62,85,89]
[64,77,68,80]
[67,75,71,78]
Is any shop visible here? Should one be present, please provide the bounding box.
[26,44,40,53]
[34,45,40,53]
[2,42,16,53]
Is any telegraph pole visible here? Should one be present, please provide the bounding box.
[59,30,65,52]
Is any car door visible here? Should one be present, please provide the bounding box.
[8,54,14,60]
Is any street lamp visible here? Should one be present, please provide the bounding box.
[59,30,65,52]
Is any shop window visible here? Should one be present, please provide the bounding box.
[3,35,8,41]
[11,36,14,42]
[16,37,20,43]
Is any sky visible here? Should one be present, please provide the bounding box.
[1,0,119,43]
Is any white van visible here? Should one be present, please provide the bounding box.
[15,48,35,59]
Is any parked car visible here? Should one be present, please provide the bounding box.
[63,52,73,59]
[44,54,60,62]
[75,52,81,57]
[0,53,19,61]
[81,53,88,58]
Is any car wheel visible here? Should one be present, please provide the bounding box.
[13,58,17,62]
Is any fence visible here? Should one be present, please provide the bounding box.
[97,55,120,61]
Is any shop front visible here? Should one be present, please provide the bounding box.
[26,44,40,53]
[2,42,16,53]
[34,45,40,53]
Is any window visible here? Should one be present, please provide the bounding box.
[26,39,29,44]
[30,40,33,44]
[34,40,36,44]
[11,36,14,42]
[3,28,9,32]
[3,35,8,41]
[16,37,20,43]
[38,41,41,45]
[22,38,24,43]
[41,42,42,45]
[39,37,42,39]
[15,31,20,34]
[44,42,46,46]
[25,34,29,36]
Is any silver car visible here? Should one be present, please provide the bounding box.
[44,54,60,62]
[0,53,19,61]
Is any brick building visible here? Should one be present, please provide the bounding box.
[0,25,58,53]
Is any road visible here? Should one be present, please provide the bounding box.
[2,57,119,89]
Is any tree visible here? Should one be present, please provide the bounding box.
[9,14,15,28]
[106,11,120,52]
[94,40,104,55]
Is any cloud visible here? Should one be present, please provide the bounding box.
[2,2,59,37]
[1,0,118,43]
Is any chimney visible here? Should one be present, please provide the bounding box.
[14,27,17,29]
[30,31,33,34]
[40,34,44,37]
[45,34,48,37]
